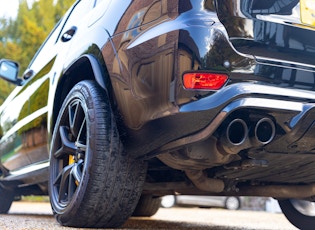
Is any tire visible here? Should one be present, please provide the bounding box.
[278,199,315,230]
[0,187,14,213]
[132,195,161,217]
[224,197,240,210]
[160,195,176,208]
[48,80,147,228]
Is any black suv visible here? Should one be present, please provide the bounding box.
[0,0,314,229]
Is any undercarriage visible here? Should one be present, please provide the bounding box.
[142,83,315,202]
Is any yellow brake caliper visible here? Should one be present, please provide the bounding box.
[68,155,79,186]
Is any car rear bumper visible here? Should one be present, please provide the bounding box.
[158,83,315,155]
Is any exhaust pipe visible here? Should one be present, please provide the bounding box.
[185,170,225,193]
[220,119,250,154]
[251,117,275,146]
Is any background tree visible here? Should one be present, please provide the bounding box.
[0,0,75,104]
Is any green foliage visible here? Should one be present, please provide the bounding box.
[0,0,75,104]
[0,79,15,105]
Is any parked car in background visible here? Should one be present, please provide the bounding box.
[1,0,315,229]
[161,195,242,210]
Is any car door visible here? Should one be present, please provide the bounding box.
[0,9,70,174]
[0,0,98,176]
[21,0,96,171]
[52,0,96,70]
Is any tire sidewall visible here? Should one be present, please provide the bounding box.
[279,199,315,230]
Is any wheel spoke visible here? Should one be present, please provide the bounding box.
[76,117,87,146]
[54,126,77,159]
[68,101,85,139]
[71,160,83,184]
[67,169,77,201]
[76,142,87,152]
[53,163,80,205]
[54,164,72,204]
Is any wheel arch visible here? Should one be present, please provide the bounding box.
[51,53,112,131]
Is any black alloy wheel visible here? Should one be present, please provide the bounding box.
[278,199,315,230]
[48,80,147,228]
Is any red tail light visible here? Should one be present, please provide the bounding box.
[183,72,228,90]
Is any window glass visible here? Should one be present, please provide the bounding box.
[27,0,94,73]
[27,16,66,72]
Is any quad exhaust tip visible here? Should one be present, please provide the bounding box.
[221,118,250,154]
[226,118,248,146]
[253,117,276,145]
[221,117,276,154]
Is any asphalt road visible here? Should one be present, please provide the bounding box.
[0,201,297,230]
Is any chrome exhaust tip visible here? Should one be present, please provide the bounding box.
[226,118,248,146]
[253,117,275,145]
[220,118,250,154]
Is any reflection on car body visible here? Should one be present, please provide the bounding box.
[0,0,315,229]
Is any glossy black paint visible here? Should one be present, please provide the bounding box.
[1,0,315,204]
[102,0,315,158]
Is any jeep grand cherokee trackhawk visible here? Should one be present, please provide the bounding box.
[0,0,314,229]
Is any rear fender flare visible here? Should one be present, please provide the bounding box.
[50,53,111,141]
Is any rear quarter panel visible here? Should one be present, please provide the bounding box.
[216,0,315,66]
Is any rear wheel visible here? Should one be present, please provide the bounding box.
[48,80,147,228]
[278,199,315,230]
[132,195,161,217]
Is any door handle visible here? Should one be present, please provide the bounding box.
[61,26,77,42]
[23,69,34,80]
